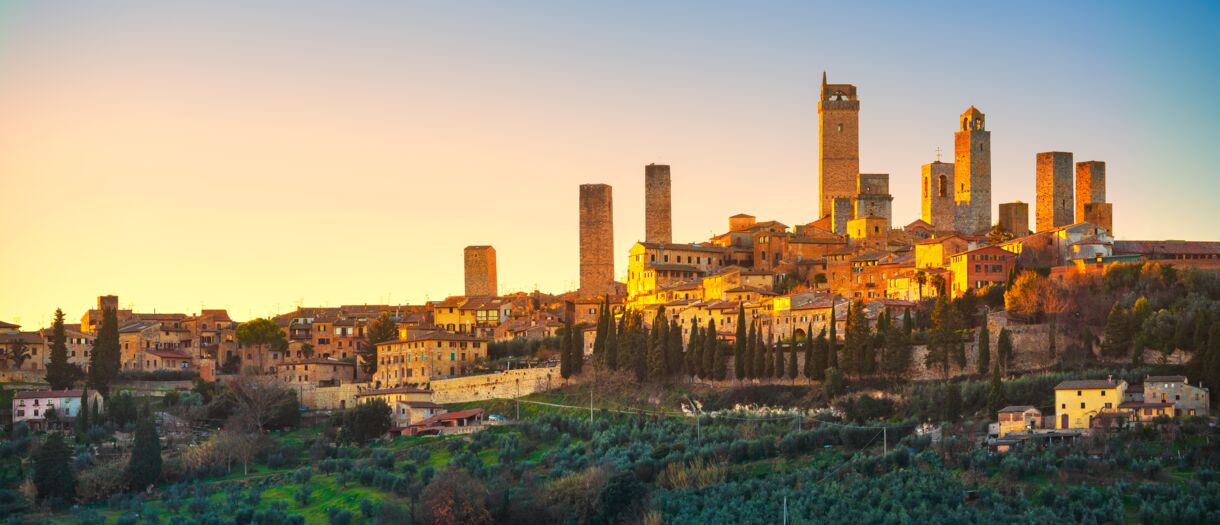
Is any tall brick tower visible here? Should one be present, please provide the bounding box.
[1036,151,1074,231]
[463,245,497,297]
[921,161,955,230]
[579,184,615,295]
[1075,161,1106,223]
[644,164,672,243]
[953,106,991,234]
[818,72,860,218]
[998,202,1029,237]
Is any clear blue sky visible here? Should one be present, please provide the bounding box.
[1,0,1217,325]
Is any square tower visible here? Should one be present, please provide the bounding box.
[644,163,672,244]
[921,161,955,230]
[1084,202,1113,235]
[854,173,893,231]
[1075,161,1106,223]
[818,72,860,218]
[463,246,497,297]
[579,184,615,295]
[953,106,991,234]
[1036,152,1074,231]
[830,197,854,236]
[998,202,1029,237]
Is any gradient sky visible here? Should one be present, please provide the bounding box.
[2,1,1218,327]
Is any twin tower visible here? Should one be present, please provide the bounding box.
[819,73,991,235]
[578,164,672,296]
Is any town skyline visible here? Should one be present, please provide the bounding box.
[3,1,1219,325]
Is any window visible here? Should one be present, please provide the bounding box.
[1080,402,1085,409]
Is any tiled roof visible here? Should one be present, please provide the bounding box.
[15,389,84,399]
[998,405,1038,413]
[1145,375,1188,383]
[146,350,192,360]
[1055,379,1124,390]
[1114,240,1220,256]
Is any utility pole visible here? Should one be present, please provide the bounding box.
[883,426,888,455]
[589,388,594,427]
[783,496,789,525]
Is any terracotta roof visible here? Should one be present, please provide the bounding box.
[146,350,191,360]
[412,408,485,427]
[15,389,84,399]
[1113,240,1220,256]
[1055,379,1124,390]
[646,263,701,272]
[400,401,443,409]
[730,213,755,219]
[283,358,356,367]
[1145,375,1188,384]
[0,332,43,344]
[998,405,1038,413]
[0,320,20,330]
[1119,401,1173,409]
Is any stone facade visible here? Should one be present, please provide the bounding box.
[1036,151,1074,231]
[830,197,853,236]
[463,245,497,297]
[954,107,991,234]
[1084,202,1113,235]
[998,201,1030,237]
[818,73,860,217]
[429,366,564,404]
[1075,160,1106,223]
[644,164,672,243]
[579,183,615,295]
[854,173,893,230]
[728,213,756,232]
[921,161,955,229]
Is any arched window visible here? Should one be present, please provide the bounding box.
[938,175,948,198]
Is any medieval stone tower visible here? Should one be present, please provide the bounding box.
[1075,161,1105,223]
[953,106,991,234]
[854,173,893,230]
[921,161,955,229]
[644,163,672,244]
[818,72,860,218]
[1036,151,1074,231]
[998,202,1029,237]
[463,245,497,297]
[579,184,615,295]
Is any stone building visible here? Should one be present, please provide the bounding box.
[818,72,860,217]
[954,106,991,234]
[644,163,672,243]
[463,245,497,297]
[998,201,1030,237]
[1075,161,1105,223]
[1084,202,1113,235]
[830,197,853,236]
[921,161,955,230]
[1036,151,1074,231]
[579,183,615,295]
[854,173,893,231]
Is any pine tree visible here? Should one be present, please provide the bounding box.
[977,322,991,375]
[997,327,1014,370]
[880,324,911,380]
[734,306,747,381]
[88,306,121,397]
[46,308,79,390]
[986,358,1006,415]
[33,433,76,502]
[1100,302,1131,357]
[927,295,958,378]
[127,417,162,491]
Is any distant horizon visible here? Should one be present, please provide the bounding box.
[3,1,1218,327]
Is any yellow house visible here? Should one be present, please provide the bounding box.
[373,332,487,388]
[1054,379,1126,429]
[1118,401,1173,423]
[996,405,1043,436]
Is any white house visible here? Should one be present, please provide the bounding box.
[12,389,104,427]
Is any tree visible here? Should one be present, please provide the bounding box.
[74,388,90,441]
[594,471,646,525]
[5,338,30,370]
[880,324,911,380]
[926,295,959,378]
[235,318,287,373]
[823,367,844,399]
[1100,302,1131,358]
[416,469,492,525]
[1202,322,1220,404]
[687,323,702,378]
[902,310,913,337]
[704,320,719,380]
[127,417,162,491]
[46,308,81,390]
[764,331,776,378]
[648,308,669,381]
[342,398,392,444]
[986,358,1006,415]
[943,382,962,422]
[668,318,684,377]
[593,296,609,366]
[929,274,946,298]
[571,324,585,375]
[810,328,828,381]
[997,327,1014,370]
[560,322,573,379]
[786,333,799,382]
[299,342,316,359]
[752,322,766,380]
[828,306,839,369]
[605,309,618,370]
[363,312,398,375]
[987,222,1014,244]
[33,433,76,502]
[802,324,815,379]
[976,322,991,375]
[734,306,747,381]
[88,305,120,398]
[915,270,928,301]
[225,375,300,432]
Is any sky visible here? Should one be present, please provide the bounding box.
[2,1,1219,327]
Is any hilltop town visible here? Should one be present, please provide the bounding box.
[3,74,1220,524]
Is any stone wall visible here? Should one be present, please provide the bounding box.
[922,161,955,229]
[293,382,363,411]
[644,164,672,244]
[1084,202,1114,236]
[1075,161,1106,224]
[830,197,853,236]
[463,245,498,297]
[579,184,615,295]
[1036,151,1074,231]
[430,366,566,404]
[998,202,1030,237]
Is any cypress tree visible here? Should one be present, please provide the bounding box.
[560,322,572,379]
[75,388,90,441]
[997,327,1014,370]
[986,358,1006,415]
[593,297,608,365]
[704,319,718,380]
[1100,303,1131,358]
[828,307,839,369]
[764,331,775,378]
[127,417,162,491]
[669,318,684,376]
[753,322,766,380]
[88,306,121,397]
[745,320,757,379]
[902,309,913,337]
[943,382,962,422]
[734,306,747,381]
[648,308,669,381]
[813,328,829,380]
[687,324,702,378]
[977,322,991,375]
[34,433,76,502]
[606,310,618,370]
[46,308,78,390]
[571,326,584,375]
[802,324,815,379]
[787,333,798,381]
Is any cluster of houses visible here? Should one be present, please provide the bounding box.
[989,375,1211,451]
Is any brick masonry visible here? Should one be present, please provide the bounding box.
[921,161,955,229]
[830,197,854,236]
[1036,151,1074,231]
[954,107,991,234]
[998,201,1030,237]
[1075,160,1106,223]
[644,164,672,243]
[1084,202,1114,235]
[463,245,497,296]
[818,74,860,217]
[579,184,615,295]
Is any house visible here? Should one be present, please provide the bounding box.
[277,358,357,387]
[372,332,488,388]
[12,389,104,428]
[1054,378,1126,429]
[996,406,1043,436]
[948,245,1016,298]
[1143,375,1210,417]
[355,386,433,414]
[405,408,485,436]
[394,401,446,428]
[1117,401,1173,424]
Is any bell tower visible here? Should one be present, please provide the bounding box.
[953,106,991,234]
[818,72,860,218]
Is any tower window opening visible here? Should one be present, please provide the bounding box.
[938,175,948,198]
[837,124,843,133]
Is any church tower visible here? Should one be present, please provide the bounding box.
[818,72,860,218]
[953,106,991,234]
